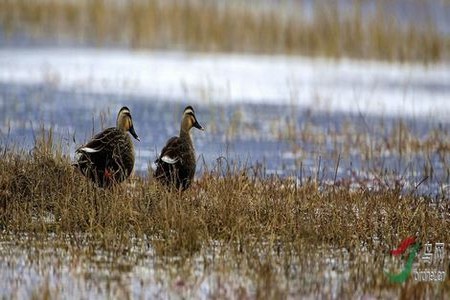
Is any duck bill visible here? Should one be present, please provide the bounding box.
[129,126,140,141]
[193,120,204,131]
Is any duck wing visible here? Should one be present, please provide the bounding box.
[76,127,119,154]
[155,136,182,165]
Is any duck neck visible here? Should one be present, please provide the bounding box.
[179,127,192,143]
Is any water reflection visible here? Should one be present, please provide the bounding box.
[0,232,388,299]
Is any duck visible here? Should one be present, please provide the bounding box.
[154,106,204,190]
[74,106,140,187]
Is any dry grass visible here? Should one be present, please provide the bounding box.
[283,116,450,167]
[0,128,449,297]
[0,0,449,63]
[1,129,449,251]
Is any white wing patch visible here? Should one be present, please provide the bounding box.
[79,147,102,153]
[161,155,179,164]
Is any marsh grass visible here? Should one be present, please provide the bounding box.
[278,110,450,185]
[1,0,449,63]
[1,129,449,250]
[1,127,450,297]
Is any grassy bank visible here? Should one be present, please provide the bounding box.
[0,130,449,297]
[1,0,449,63]
[0,130,448,254]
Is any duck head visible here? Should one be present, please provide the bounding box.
[117,106,140,141]
[181,106,204,133]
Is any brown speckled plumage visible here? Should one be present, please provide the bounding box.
[154,106,204,190]
[75,107,140,187]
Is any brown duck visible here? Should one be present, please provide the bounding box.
[154,106,204,190]
[74,106,140,187]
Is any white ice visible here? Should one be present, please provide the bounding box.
[0,48,449,120]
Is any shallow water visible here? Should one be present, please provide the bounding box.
[0,81,449,197]
[3,231,444,299]
[0,232,398,299]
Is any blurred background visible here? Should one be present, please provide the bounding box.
[0,0,449,193]
[1,0,449,61]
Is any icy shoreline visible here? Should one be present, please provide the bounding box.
[0,48,449,120]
